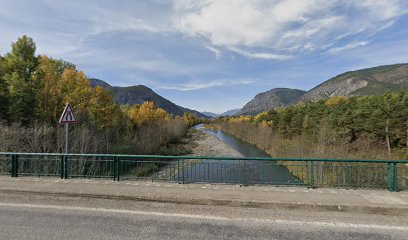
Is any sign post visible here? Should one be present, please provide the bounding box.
[59,103,78,154]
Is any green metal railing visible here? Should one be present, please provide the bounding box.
[0,152,407,191]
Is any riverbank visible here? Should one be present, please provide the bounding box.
[158,127,242,157]
[189,128,244,157]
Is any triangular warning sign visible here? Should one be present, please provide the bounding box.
[59,103,78,124]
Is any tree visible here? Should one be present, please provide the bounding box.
[183,112,199,127]
[89,86,122,129]
[0,54,10,121]
[126,102,170,127]
[3,36,39,125]
[36,56,75,123]
[60,68,93,120]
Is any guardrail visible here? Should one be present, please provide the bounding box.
[0,152,407,191]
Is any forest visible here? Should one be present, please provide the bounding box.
[211,93,408,160]
[0,36,201,154]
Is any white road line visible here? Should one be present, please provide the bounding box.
[0,202,407,231]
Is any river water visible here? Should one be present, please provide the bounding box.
[179,125,302,185]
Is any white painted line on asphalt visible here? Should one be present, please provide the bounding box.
[0,202,407,231]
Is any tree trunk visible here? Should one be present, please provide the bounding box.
[385,118,391,158]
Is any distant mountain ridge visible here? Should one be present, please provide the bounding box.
[300,63,408,102]
[201,112,218,118]
[221,108,241,116]
[238,88,306,115]
[238,63,408,116]
[89,78,208,118]
[202,108,241,118]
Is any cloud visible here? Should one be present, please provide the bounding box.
[3,0,406,62]
[328,41,369,54]
[206,46,222,59]
[228,47,294,60]
[173,0,408,56]
[158,78,255,91]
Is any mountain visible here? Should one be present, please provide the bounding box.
[177,106,209,119]
[89,78,112,89]
[89,78,208,118]
[220,108,241,116]
[237,63,408,116]
[201,112,219,118]
[300,63,408,102]
[202,108,241,118]
[238,88,306,115]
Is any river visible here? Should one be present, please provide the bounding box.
[179,125,302,185]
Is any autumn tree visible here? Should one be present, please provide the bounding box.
[126,102,170,127]
[36,56,75,123]
[183,112,199,127]
[88,86,123,129]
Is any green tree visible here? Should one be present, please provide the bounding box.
[3,36,40,125]
[0,54,10,121]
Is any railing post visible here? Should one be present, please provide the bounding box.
[11,154,18,177]
[393,163,398,192]
[387,162,391,191]
[182,159,185,184]
[177,159,180,183]
[113,156,117,181]
[207,162,210,182]
[64,155,68,179]
[60,155,64,179]
[11,154,15,177]
[15,155,19,177]
[305,161,309,187]
[117,157,120,182]
[310,160,314,189]
[243,160,246,185]
[238,159,241,185]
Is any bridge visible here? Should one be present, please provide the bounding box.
[1,152,408,239]
[1,152,407,191]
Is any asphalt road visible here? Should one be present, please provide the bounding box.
[0,193,407,240]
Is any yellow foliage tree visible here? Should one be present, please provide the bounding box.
[183,112,199,127]
[88,86,122,129]
[126,102,170,127]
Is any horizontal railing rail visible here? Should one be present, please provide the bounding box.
[0,152,407,191]
[1,152,407,163]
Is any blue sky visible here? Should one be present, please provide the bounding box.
[1,0,408,113]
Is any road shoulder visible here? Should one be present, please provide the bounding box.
[0,177,407,216]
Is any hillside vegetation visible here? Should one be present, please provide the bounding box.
[212,92,408,160]
[0,36,201,154]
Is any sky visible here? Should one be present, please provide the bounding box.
[1,0,408,113]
